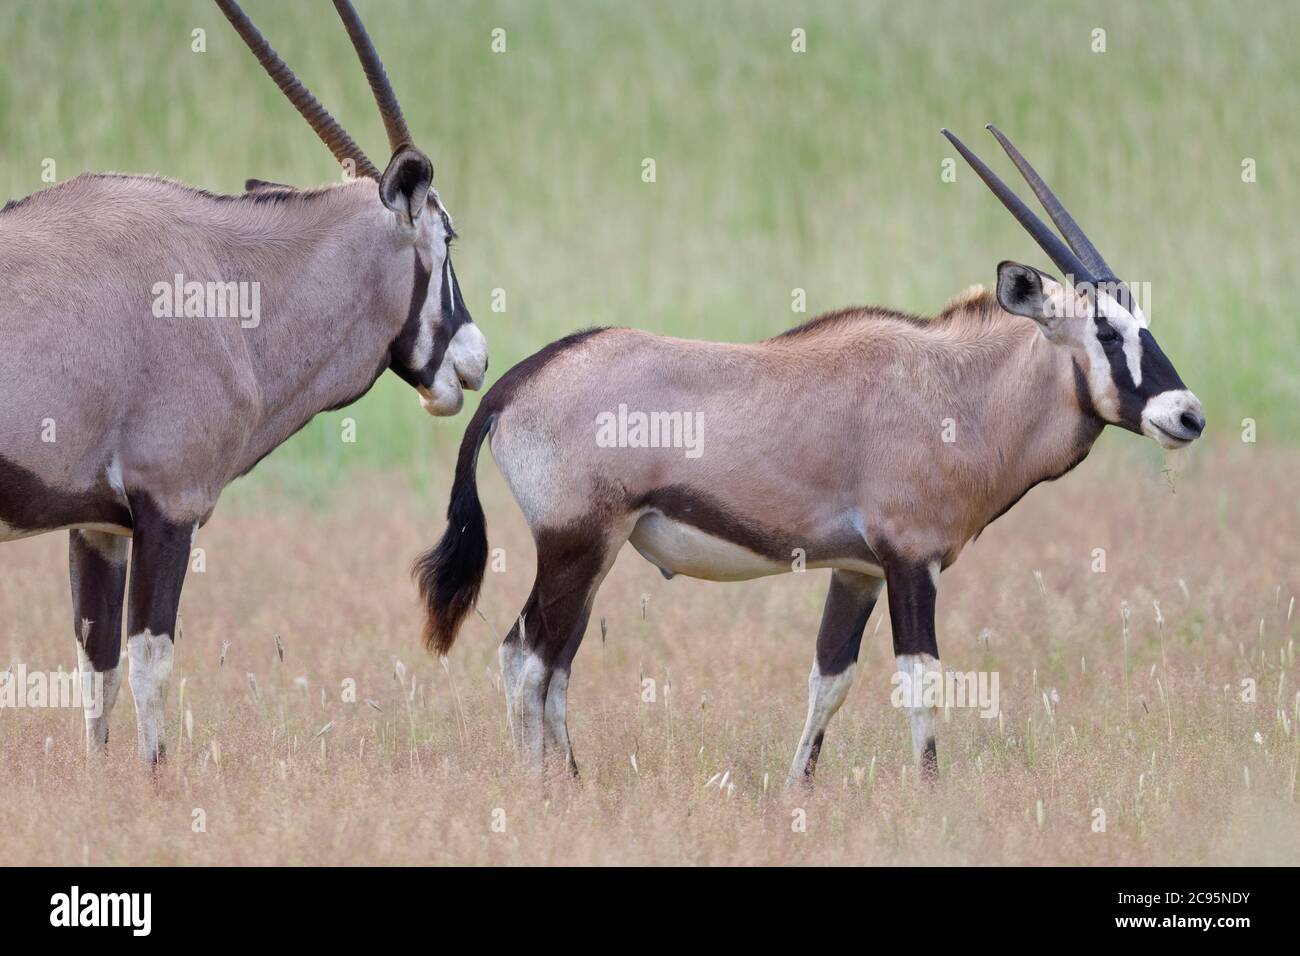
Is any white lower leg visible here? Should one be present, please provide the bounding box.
[76,635,123,753]
[788,661,856,783]
[127,630,173,764]
[895,652,940,767]
[512,652,548,770]
[498,636,525,746]
[543,668,572,763]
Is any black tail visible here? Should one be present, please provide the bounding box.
[414,406,494,656]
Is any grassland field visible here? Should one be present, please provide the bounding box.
[0,0,1297,865]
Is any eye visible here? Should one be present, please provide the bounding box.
[1096,324,1119,344]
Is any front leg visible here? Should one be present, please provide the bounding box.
[125,495,194,767]
[884,559,942,780]
[70,530,129,752]
[788,570,883,788]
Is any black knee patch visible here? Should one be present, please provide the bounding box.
[804,731,826,777]
[920,738,938,780]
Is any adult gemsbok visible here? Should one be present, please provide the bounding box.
[0,0,486,765]
[416,126,1203,782]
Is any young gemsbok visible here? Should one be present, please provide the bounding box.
[418,126,1204,783]
[0,0,486,765]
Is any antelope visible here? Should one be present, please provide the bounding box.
[415,126,1203,782]
[0,0,486,765]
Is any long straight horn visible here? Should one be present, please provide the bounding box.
[332,0,413,152]
[215,0,380,180]
[941,128,1096,291]
[985,125,1117,281]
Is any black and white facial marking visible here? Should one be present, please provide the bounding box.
[389,195,488,416]
[1090,287,1205,448]
[381,149,488,417]
[996,262,1205,449]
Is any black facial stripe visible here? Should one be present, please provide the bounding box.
[1095,316,1137,379]
[420,255,474,379]
[1137,328,1186,394]
[440,256,455,317]
[448,258,470,327]
[403,252,432,348]
[1071,358,1099,422]
[1099,322,1188,432]
[391,248,474,389]
[442,257,472,335]
[425,319,452,381]
[1105,330,1145,430]
[389,252,433,388]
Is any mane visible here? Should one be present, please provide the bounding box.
[935,284,1000,323]
[1,172,355,219]
[768,304,926,341]
[0,173,382,254]
[767,285,1003,343]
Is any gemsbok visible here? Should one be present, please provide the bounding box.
[0,0,486,765]
[416,126,1204,782]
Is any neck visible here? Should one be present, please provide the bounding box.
[232,182,413,472]
[974,324,1104,532]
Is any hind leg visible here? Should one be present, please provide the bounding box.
[498,615,531,756]
[787,570,883,787]
[70,530,129,752]
[498,619,526,743]
[543,668,575,774]
[542,588,600,777]
[501,524,623,773]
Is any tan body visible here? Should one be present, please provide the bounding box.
[1,0,486,766]
[418,126,1204,784]
[493,298,1096,579]
[420,292,1111,782]
[0,174,416,529]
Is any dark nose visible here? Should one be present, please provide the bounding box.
[1180,411,1205,436]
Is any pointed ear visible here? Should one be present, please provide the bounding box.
[995,261,1051,320]
[379,146,433,226]
[995,260,1084,335]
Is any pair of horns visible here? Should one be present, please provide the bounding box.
[215,0,415,181]
[943,125,1127,300]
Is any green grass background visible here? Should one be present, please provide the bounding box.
[2,0,1296,496]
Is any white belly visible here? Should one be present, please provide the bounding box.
[629,512,790,582]
[628,512,886,582]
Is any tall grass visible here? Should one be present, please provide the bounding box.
[0,452,1296,864]
[3,0,1296,495]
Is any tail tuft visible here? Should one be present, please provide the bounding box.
[413,409,494,656]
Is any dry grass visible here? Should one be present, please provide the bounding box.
[1,440,1297,866]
